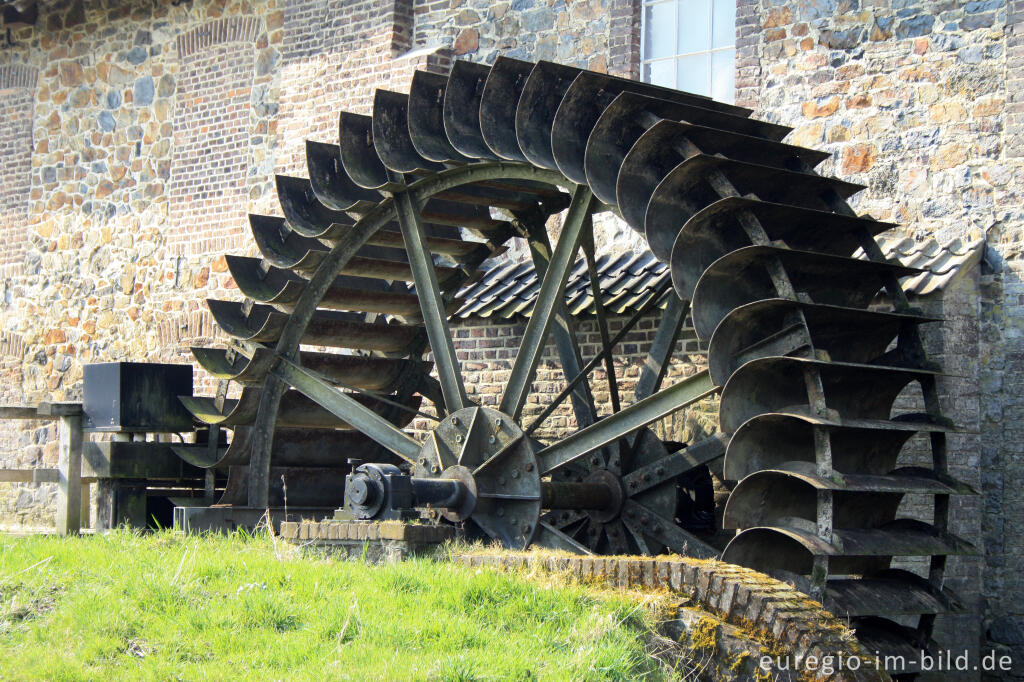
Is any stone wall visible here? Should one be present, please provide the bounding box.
[412,0,626,74]
[735,0,1021,665]
[0,0,641,526]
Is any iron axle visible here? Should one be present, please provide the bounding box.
[346,465,620,520]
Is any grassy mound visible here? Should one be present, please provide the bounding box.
[0,529,673,680]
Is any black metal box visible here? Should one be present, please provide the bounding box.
[83,362,194,432]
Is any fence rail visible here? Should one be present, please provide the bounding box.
[0,403,85,535]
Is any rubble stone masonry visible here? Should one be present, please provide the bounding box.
[0,0,633,528]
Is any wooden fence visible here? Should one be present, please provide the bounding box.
[0,403,88,535]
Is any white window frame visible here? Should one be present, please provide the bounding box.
[640,0,736,103]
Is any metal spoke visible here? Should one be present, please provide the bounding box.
[550,509,587,529]
[500,185,596,420]
[622,499,718,559]
[634,294,689,402]
[524,279,674,436]
[329,377,441,423]
[620,517,651,555]
[270,356,421,464]
[249,375,288,507]
[606,519,630,554]
[536,522,594,554]
[537,369,716,475]
[521,209,597,429]
[581,224,620,412]
[430,431,458,470]
[584,518,603,549]
[457,406,484,464]
[621,432,729,497]
[392,185,467,413]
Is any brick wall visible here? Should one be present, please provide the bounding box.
[0,65,37,277]
[987,0,1024,664]
[275,0,448,177]
[408,310,716,446]
[882,273,986,659]
[608,0,642,79]
[168,18,262,257]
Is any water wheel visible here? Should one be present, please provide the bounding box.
[180,57,974,672]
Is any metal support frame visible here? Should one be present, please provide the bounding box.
[522,208,597,428]
[633,294,689,402]
[270,356,421,463]
[580,223,621,413]
[500,185,596,420]
[536,369,716,475]
[393,184,468,414]
[248,200,397,508]
[525,280,673,436]
[247,163,566,508]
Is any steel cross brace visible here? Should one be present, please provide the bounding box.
[519,206,598,429]
[500,185,597,421]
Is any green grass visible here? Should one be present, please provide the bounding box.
[0,529,675,681]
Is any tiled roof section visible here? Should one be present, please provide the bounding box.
[874,236,985,296]
[455,237,984,320]
[455,251,669,319]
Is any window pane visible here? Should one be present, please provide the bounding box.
[644,2,676,60]
[712,0,736,49]
[677,0,711,54]
[645,59,676,88]
[677,53,710,96]
[711,49,735,103]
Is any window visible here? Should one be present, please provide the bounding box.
[641,0,736,103]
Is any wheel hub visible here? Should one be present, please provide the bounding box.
[584,468,625,523]
[345,406,668,551]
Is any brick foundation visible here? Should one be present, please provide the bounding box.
[280,516,884,680]
[279,518,456,562]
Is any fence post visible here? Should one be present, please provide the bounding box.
[41,404,83,536]
[81,481,91,529]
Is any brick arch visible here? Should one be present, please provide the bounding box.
[0,332,25,360]
[168,17,264,257]
[175,17,262,59]
[0,65,37,90]
[0,65,38,278]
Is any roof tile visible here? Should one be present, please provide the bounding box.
[455,236,984,319]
